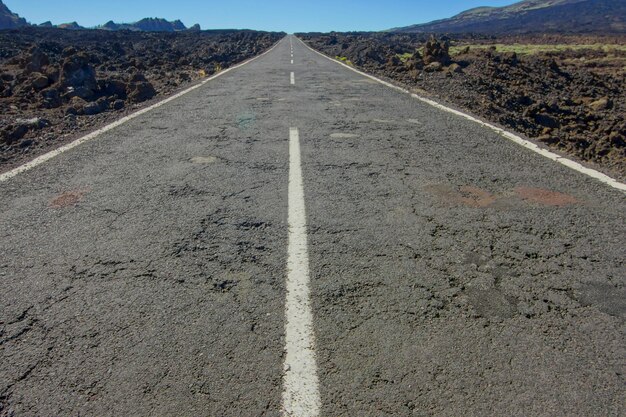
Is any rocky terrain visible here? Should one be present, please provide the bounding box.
[392,0,626,34]
[0,28,283,170]
[299,32,626,179]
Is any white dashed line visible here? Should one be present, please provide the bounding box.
[290,72,295,85]
[283,127,321,417]
[296,37,626,193]
[291,59,294,64]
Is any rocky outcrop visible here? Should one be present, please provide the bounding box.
[423,36,451,65]
[0,0,27,29]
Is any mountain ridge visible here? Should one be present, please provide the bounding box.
[0,0,27,29]
[97,17,201,32]
[0,1,200,32]
[392,0,626,34]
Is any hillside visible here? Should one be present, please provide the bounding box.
[0,0,27,29]
[392,0,626,34]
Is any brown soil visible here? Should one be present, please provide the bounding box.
[299,32,626,181]
[0,27,284,171]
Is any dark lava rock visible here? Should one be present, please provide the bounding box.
[66,96,87,115]
[535,113,560,129]
[41,87,61,108]
[102,78,127,98]
[24,47,49,73]
[424,62,443,72]
[60,52,98,98]
[83,97,109,115]
[405,51,424,71]
[128,81,156,103]
[2,124,28,144]
[112,99,125,110]
[423,36,451,65]
[31,73,49,89]
[1,117,49,144]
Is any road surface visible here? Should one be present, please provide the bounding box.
[1,35,624,416]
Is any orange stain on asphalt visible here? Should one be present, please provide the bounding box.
[50,190,86,208]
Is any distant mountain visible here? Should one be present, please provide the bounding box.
[57,21,85,30]
[1,1,199,33]
[0,0,28,29]
[97,18,200,32]
[392,0,626,34]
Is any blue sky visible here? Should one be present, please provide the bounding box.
[5,0,518,32]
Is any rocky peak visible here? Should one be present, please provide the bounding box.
[0,0,28,29]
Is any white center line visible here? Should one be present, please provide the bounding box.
[291,59,294,64]
[283,127,321,417]
[290,72,295,85]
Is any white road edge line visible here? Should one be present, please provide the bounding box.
[283,127,321,417]
[0,38,287,183]
[296,37,626,193]
[290,72,295,85]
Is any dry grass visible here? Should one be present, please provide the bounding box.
[449,43,626,56]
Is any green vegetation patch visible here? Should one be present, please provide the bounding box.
[335,56,354,66]
[397,52,413,63]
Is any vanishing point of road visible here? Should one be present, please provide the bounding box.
[1,35,624,416]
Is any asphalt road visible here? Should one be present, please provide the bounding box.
[1,35,625,416]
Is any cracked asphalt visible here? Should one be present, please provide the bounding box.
[1,35,625,416]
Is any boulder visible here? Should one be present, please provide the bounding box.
[128,81,156,103]
[534,113,560,129]
[82,97,109,115]
[102,78,127,98]
[424,62,443,72]
[66,96,87,115]
[24,47,49,73]
[405,51,424,71]
[60,52,98,98]
[2,124,28,144]
[31,73,49,90]
[2,118,49,145]
[423,36,451,65]
[41,87,62,108]
[45,66,60,84]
